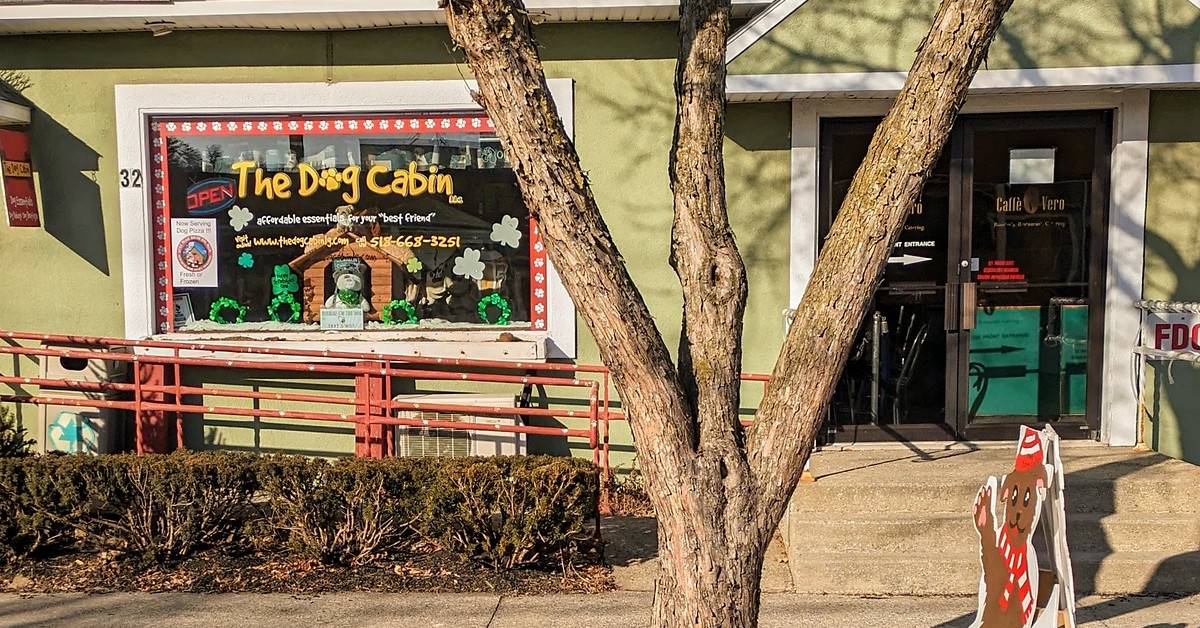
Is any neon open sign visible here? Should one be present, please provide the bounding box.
[185,178,236,216]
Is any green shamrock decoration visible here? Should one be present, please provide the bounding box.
[271,264,299,296]
[406,257,423,273]
[237,253,254,269]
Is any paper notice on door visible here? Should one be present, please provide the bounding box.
[171,218,218,287]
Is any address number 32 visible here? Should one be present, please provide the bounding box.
[119,168,143,188]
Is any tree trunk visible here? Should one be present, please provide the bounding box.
[747,0,1016,529]
[654,518,765,625]
[441,0,1014,626]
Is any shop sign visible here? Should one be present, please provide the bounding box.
[148,112,547,335]
[230,161,462,206]
[1144,311,1200,353]
[186,178,236,216]
[170,218,218,288]
[320,308,364,331]
[0,128,39,227]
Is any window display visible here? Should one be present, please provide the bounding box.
[146,113,547,334]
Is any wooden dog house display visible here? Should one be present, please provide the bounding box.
[148,111,548,334]
[286,206,415,323]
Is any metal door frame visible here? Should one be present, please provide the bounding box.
[952,111,1111,440]
[818,111,1111,442]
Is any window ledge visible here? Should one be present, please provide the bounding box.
[138,330,549,363]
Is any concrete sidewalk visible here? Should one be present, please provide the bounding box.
[0,592,1195,627]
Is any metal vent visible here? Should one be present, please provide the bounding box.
[398,411,472,458]
[393,394,522,458]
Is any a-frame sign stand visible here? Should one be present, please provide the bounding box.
[970,426,1077,628]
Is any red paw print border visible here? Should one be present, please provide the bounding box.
[147,112,548,334]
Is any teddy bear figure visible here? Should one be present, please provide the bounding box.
[325,259,371,312]
[971,426,1052,628]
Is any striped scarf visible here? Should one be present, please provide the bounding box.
[997,526,1035,624]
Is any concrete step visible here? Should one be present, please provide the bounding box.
[787,550,1200,596]
[779,447,1200,596]
[782,512,1200,554]
[787,479,1200,515]
[789,447,1200,515]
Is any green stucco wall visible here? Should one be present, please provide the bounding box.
[729,0,1200,75]
[0,24,791,463]
[1142,90,1200,464]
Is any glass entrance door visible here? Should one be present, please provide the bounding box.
[820,112,1109,443]
[954,115,1109,440]
[822,120,957,440]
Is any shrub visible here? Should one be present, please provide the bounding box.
[0,452,598,570]
[1,452,260,562]
[423,456,598,569]
[0,456,74,561]
[603,462,654,517]
[0,406,33,458]
[257,456,430,566]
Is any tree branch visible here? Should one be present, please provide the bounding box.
[441,0,698,483]
[670,0,749,452]
[747,0,1016,530]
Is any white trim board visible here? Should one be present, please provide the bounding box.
[115,78,578,360]
[788,90,1149,446]
[730,64,1200,100]
[726,0,810,64]
[0,0,771,33]
[0,99,30,126]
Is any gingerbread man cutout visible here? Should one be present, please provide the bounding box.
[971,426,1052,628]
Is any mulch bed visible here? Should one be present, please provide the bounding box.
[1,546,613,595]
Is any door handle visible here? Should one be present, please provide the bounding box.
[944,282,978,331]
[945,283,959,331]
[960,282,977,331]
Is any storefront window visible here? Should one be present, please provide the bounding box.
[146,113,547,334]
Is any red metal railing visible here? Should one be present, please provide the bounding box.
[0,329,771,486]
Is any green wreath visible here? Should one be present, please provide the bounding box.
[268,293,301,323]
[381,299,419,325]
[477,293,512,325]
[209,297,248,324]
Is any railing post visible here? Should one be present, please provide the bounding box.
[134,360,172,453]
[354,360,386,458]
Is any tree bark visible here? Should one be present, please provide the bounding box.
[441,0,1014,626]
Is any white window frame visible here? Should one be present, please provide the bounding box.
[789,89,1149,447]
[115,79,577,360]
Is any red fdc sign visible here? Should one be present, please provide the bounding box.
[978,259,1026,282]
[1152,323,1200,351]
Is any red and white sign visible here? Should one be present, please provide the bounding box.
[0,128,39,227]
[1145,312,1200,352]
[170,218,218,288]
[157,115,495,138]
[977,259,1026,282]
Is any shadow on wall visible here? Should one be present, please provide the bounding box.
[1144,214,1200,462]
[0,72,107,274]
[736,0,1200,74]
[0,22,678,72]
[184,371,358,458]
[32,108,108,275]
